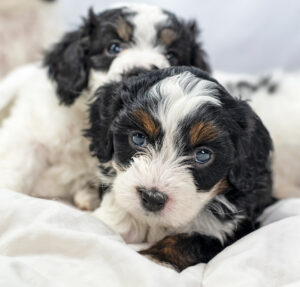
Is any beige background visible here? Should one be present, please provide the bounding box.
[1,0,299,77]
[0,0,62,78]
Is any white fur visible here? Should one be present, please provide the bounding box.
[153,72,221,136]
[216,70,300,199]
[182,195,243,243]
[125,4,169,48]
[0,4,171,209]
[90,48,170,92]
[95,167,238,244]
[0,65,99,204]
[113,3,169,48]
[93,191,148,243]
[94,72,227,244]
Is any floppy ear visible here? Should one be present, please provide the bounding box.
[85,82,125,163]
[227,100,273,194]
[187,21,211,73]
[44,9,97,105]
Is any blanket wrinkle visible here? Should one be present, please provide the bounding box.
[0,189,300,287]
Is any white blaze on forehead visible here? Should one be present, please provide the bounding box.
[149,71,221,146]
[120,3,169,48]
[89,3,171,93]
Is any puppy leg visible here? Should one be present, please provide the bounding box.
[139,233,224,272]
[93,192,148,243]
[73,187,100,211]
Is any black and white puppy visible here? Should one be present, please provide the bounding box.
[87,66,274,271]
[0,4,209,210]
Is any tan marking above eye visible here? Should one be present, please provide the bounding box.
[189,121,219,145]
[210,178,228,198]
[160,28,178,46]
[116,17,132,42]
[132,109,160,138]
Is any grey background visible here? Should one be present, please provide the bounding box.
[58,0,300,74]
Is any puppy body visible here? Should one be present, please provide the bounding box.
[88,67,273,270]
[0,64,99,207]
[0,4,209,209]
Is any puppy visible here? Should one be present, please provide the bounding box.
[87,66,274,271]
[0,3,209,210]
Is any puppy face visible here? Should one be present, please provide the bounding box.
[44,4,210,105]
[111,74,232,228]
[87,67,272,230]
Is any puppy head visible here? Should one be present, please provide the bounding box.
[44,4,210,105]
[87,67,272,229]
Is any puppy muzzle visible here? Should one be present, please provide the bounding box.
[108,48,170,78]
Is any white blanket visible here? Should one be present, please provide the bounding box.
[0,189,299,287]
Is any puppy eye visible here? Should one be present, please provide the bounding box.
[107,43,123,55]
[131,133,147,147]
[195,148,212,164]
[166,52,178,65]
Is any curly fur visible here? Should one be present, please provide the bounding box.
[87,66,274,270]
[0,4,209,210]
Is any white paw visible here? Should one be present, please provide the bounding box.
[74,189,100,211]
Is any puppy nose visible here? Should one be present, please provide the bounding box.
[123,67,149,78]
[122,65,159,78]
[137,187,168,212]
[151,65,159,70]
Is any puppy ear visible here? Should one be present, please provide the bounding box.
[187,21,211,73]
[44,9,98,105]
[228,100,273,194]
[85,82,125,163]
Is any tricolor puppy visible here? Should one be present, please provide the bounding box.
[87,66,274,271]
[0,4,209,209]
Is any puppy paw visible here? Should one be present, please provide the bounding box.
[74,189,100,211]
[139,234,193,272]
[142,253,178,270]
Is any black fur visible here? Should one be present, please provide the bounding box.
[162,11,211,72]
[225,76,279,101]
[87,68,214,161]
[44,7,210,106]
[85,66,274,270]
[186,21,211,72]
[44,9,122,105]
[87,82,125,163]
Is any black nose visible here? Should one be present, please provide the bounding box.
[137,187,168,212]
[122,66,159,79]
[150,65,159,70]
[122,67,149,78]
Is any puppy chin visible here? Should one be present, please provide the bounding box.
[112,155,213,229]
